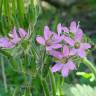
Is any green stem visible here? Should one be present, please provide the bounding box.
[49,69,56,96]
[40,77,50,96]
[1,57,8,92]
[82,57,96,78]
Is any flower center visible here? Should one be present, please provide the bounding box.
[45,34,53,46]
[74,42,80,49]
[60,58,68,64]
[69,32,75,39]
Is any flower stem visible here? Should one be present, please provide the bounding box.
[82,58,96,78]
[1,57,8,92]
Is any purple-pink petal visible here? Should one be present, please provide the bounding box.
[0,37,13,48]
[44,26,52,40]
[52,35,63,44]
[9,27,21,44]
[19,28,28,38]
[48,50,63,59]
[51,63,63,72]
[75,28,83,42]
[61,64,69,77]
[36,36,45,45]
[70,21,77,33]
[69,48,77,56]
[77,48,86,58]
[80,43,91,49]
[62,26,69,33]
[57,23,62,35]
[67,60,76,70]
[63,45,69,57]
[63,35,75,46]
[50,44,62,49]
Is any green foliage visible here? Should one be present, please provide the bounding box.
[64,84,96,96]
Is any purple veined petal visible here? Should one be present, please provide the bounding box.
[63,35,75,46]
[67,60,76,70]
[9,27,21,44]
[69,48,77,56]
[62,26,69,33]
[52,35,63,44]
[48,50,63,59]
[9,27,19,39]
[63,45,69,57]
[36,36,45,45]
[61,64,69,77]
[44,26,52,40]
[46,46,52,50]
[0,37,14,48]
[70,21,77,33]
[77,48,86,58]
[80,43,91,49]
[50,44,62,49]
[19,28,28,38]
[57,23,62,35]
[51,63,63,72]
[75,28,83,42]
[11,38,21,44]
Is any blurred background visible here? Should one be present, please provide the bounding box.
[40,0,96,37]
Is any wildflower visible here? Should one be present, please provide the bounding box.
[36,26,63,50]
[9,27,28,44]
[0,27,28,48]
[49,45,76,77]
[63,21,91,58]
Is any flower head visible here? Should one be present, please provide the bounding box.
[63,21,91,58]
[0,27,28,48]
[49,45,76,77]
[36,21,91,77]
[36,26,63,50]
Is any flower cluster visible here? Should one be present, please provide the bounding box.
[36,21,91,77]
[0,27,28,48]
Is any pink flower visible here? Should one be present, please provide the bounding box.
[9,27,28,44]
[36,26,63,50]
[49,45,76,77]
[63,21,91,58]
[0,27,28,48]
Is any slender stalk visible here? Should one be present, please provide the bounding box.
[49,69,56,96]
[40,77,50,96]
[1,57,8,92]
[82,57,96,78]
